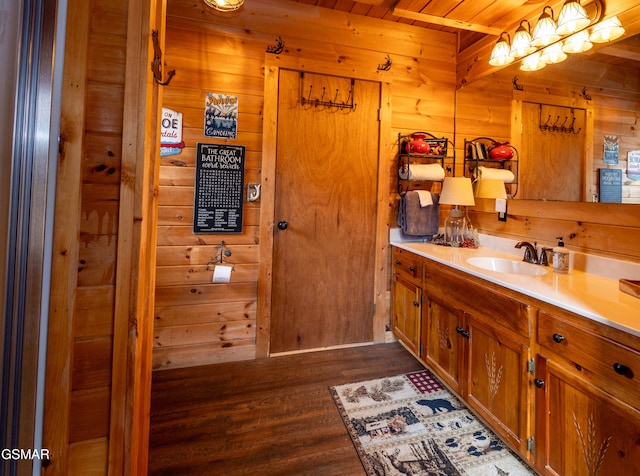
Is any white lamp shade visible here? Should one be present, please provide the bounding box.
[563,30,593,53]
[510,22,536,58]
[489,34,514,66]
[474,179,507,199]
[439,177,475,206]
[590,16,625,43]
[520,51,547,71]
[557,0,590,35]
[531,8,560,47]
[541,43,568,64]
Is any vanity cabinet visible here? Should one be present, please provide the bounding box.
[422,259,533,458]
[535,308,640,475]
[391,245,640,474]
[391,247,423,354]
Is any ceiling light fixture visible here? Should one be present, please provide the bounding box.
[531,6,560,47]
[590,16,625,43]
[488,0,624,72]
[557,0,590,35]
[203,0,244,13]
[510,20,536,59]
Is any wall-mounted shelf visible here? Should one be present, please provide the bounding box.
[397,132,453,195]
[464,137,518,198]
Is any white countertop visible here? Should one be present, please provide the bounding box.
[391,237,640,339]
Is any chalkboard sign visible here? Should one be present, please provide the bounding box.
[194,143,245,233]
[599,168,622,203]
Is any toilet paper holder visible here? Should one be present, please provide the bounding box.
[206,241,235,271]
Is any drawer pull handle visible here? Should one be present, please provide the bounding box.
[455,327,470,338]
[534,378,545,388]
[409,266,416,272]
[413,301,420,307]
[552,333,565,344]
[613,363,631,376]
[396,260,401,265]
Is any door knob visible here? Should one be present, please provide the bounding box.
[277,220,288,230]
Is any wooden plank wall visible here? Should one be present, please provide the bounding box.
[45,0,128,473]
[46,0,164,473]
[155,0,457,369]
[456,58,640,261]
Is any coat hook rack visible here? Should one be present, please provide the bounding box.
[151,30,176,86]
[206,241,234,271]
[299,73,357,111]
[538,104,581,134]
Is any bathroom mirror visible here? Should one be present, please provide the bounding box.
[457,19,640,204]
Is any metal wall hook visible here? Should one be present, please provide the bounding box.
[206,241,234,270]
[377,55,392,71]
[266,36,285,54]
[151,30,176,86]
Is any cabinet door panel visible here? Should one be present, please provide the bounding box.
[467,321,531,456]
[423,296,464,393]
[392,276,421,355]
[536,356,640,476]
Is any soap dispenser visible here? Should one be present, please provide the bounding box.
[551,237,569,274]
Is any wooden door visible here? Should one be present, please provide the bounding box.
[520,102,586,201]
[270,70,380,354]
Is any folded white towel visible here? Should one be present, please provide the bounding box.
[399,163,446,181]
[415,190,433,207]
[475,166,515,183]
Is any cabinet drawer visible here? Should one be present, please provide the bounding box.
[392,247,423,284]
[424,260,531,338]
[538,310,640,409]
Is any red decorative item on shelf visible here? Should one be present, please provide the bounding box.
[489,142,514,160]
[408,133,431,154]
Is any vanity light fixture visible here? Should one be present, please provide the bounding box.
[203,0,244,12]
[510,21,536,59]
[531,6,560,47]
[541,42,568,64]
[489,33,515,66]
[590,16,625,43]
[556,0,590,35]
[488,0,624,71]
[562,29,592,53]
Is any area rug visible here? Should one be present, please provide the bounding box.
[330,369,537,476]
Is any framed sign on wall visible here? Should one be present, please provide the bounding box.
[194,143,245,233]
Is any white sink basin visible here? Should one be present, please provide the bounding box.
[467,257,548,276]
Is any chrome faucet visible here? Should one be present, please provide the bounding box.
[515,241,539,264]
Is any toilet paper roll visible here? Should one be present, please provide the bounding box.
[212,265,233,283]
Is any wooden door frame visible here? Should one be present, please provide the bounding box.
[257,56,392,357]
[511,90,594,201]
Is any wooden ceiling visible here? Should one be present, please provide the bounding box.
[294,0,640,84]
[293,0,567,53]
[294,0,640,53]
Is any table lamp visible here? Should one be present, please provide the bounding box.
[474,178,508,220]
[439,177,475,246]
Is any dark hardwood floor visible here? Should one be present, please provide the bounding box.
[148,342,424,475]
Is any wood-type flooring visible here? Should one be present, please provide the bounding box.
[148,342,423,475]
